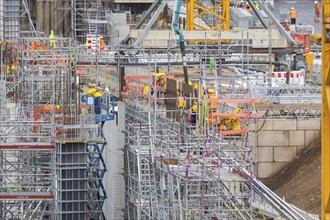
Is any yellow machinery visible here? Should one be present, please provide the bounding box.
[322,0,330,218]
[186,0,230,42]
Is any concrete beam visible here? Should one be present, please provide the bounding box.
[130,29,286,40]
[130,29,287,47]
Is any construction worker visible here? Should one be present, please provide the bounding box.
[99,38,106,50]
[237,1,244,8]
[143,86,149,96]
[44,104,60,110]
[86,87,102,114]
[283,20,291,31]
[155,73,166,88]
[49,30,55,47]
[290,7,296,24]
[219,107,242,133]
[254,1,259,10]
[188,103,198,125]
[246,4,252,13]
[314,1,320,22]
[207,89,219,112]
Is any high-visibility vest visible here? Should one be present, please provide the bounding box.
[143,86,149,95]
[177,96,186,108]
[209,94,219,110]
[290,10,296,19]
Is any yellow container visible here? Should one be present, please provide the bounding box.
[305,53,314,64]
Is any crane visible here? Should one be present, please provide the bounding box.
[322,1,330,219]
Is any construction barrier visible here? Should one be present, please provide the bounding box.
[271,70,305,87]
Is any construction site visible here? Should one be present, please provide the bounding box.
[0,0,327,219]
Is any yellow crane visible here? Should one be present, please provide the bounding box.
[186,0,230,42]
[322,1,330,218]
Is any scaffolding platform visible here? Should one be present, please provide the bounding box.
[0,192,55,201]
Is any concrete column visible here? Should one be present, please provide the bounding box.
[44,1,51,35]
[56,1,64,36]
[63,0,71,37]
[50,1,56,34]
[36,0,44,32]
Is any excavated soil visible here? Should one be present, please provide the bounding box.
[265,137,321,215]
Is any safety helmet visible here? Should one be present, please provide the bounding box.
[157,73,166,77]
[188,81,193,86]
[208,89,215,94]
[285,20,288,22]
[314,1,318,3]
[291,7,294,9]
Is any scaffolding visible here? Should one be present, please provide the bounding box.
[121,38,321,219]
[0,36,114,219]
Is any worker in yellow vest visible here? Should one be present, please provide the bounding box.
[207,89,219,112]
[49,30,55,47]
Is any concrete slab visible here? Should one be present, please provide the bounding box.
[258,162,288,178]
[274,146,297,162]
[257,119,274,131]
[305,130,321,145]
[297,119,321,130]
[258,146,274,162]
[273,120,296,130]
[258,130,289,146]
[289,130,305,146]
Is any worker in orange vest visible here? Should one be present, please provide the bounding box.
[283,20,290,31]
[314,1,320,22]
[246,4,252,13]
[290,7,296,24]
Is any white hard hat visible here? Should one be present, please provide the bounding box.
[285,20,288,22]
[291,7,294,9]
[314,1,318,3]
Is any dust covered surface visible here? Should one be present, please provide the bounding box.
[265,137,321,215]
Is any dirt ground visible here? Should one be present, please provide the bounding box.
[265,137,321,215]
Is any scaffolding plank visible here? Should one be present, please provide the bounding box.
[0,192,54,201]
[0,143,55,151]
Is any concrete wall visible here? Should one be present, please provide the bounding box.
[254,119,320,179]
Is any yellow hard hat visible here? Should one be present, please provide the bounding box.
[208,89,215,94]
[188,81,193,86]
[155,73,166,77]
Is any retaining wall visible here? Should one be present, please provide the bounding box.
[253,119,321,179]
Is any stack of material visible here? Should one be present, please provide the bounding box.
[230,8,254,28]
[294,24,315,35]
